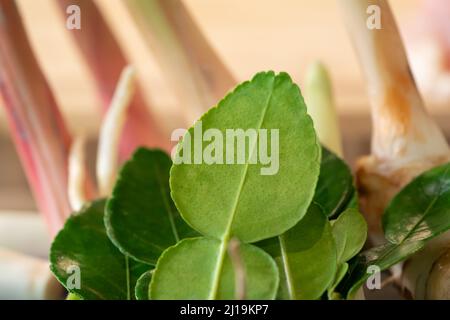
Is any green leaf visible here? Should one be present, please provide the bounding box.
[383,162,450,244]
[170,71,321,243]
[105,148,198,265]
[258,203,337,300]
[327,209,366,299]
[66,293,83,300]
[327,262,349,299]
[314,147,354,217]
[332,208,367,264]
[342,240,425,298]
[50,200,150,300]
[149,237,279,299]
[135,270,153,300]
[341,163,450,298]
[345,191,359,210]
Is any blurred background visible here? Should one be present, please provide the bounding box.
[1,0,450,213]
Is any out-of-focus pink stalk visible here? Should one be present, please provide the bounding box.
[422,0,450,69]
[0,1,87,235]
[57,0,169,158]
[124,0,236,124]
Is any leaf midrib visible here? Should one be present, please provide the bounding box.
[394,166,450,244]
[125,255,131,300]
[279,235,297,299]
[208,77,276,300]
[355,167,450,292]
[153,159,180,243]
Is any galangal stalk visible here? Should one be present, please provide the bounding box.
[339,0,450,299]
[0,1,90,297]
[57,0,169,159]
[124,0,235,124]
[339,0,450,242]
[0,0,93,235]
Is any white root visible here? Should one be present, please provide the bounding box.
[68,136,88,211]
[400,232,450,299]
[0,247,64,299]
[0,212,50,258]
[426,246,450,299]
[97,65,136,197]
[305,62,343,157]
[339,0,450,299]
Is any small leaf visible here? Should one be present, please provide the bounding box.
[327,262,348,299]
[135,270,153,300]
[50,200,150,300]
[106,148,198,265]
[170,71,321,243]
[345,191,359,210]
[150,237,279,299]
[314,147,354,217]
[332,208,367,264]
[383,162,450,244]
[342,240,425,298]
[66,293,83,300]
[341,163,450,298]
[305,62,343,156]
[258,204,337,300]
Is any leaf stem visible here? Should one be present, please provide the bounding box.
[208,238,229,300]
[279,235,296,300]
[125,255,131,300]
[228,238,246,300]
